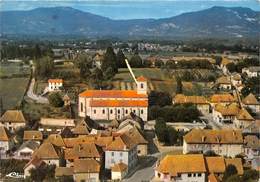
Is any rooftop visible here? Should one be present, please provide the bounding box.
[0,110,26,123]
[0,126,10,141]
[174,94,208,105]
[210,94,236,103]
[242,93,260,105]
[74,159,100,173]
[111,162,128,172]
[48,79,63,83]
[90,100,148,107]
[184,129,243,144]
[79,90,147,98]
[23,130,43,141]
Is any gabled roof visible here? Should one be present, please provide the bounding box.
[18,140,39,151]
[184,129,243,144]
[106,134,136,151]
[244,135,260,150]
[156,154,206,176]
[205,157,226,174]
[72,120,89,135]
[111,162,128,172]
[23,130,43,141]
[242,93,260,105]
[48,79,63,83]
[118,127,148,145]
[236,109,255,121]
[45,134,66,147]
[210,94,236,103]
[60,126,74,138]
[0,126,10,141]
[79,90,147,98]
[214,103,240,116]
[90,100,148,107]
[64,143,103,160]
[174,94,208,105]
[33,142,60,159]
[74,159,100,173]
[0,110,26,123]
[208,173,220,182]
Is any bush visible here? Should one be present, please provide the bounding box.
[48,92,64,107]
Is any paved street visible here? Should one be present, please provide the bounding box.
[27,78,49,104]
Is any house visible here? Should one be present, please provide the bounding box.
[216,76,232,90]
[73,159,100,182]
[0,110,26,132]
[154,154,207,182]
[220,57,232,74]
[183,129,244,157]
[15,140,39,160]
[173,94,210,115]
[0,126,11,155]
[242,66,260,78]
[32,142,62,166]
[38,118,75,135]
[213,103,240,124]
[210,94,236,106]
[111,162,128,180]
[23,130,43,144]
[105,134,138,170]
[154,154,243,182]
[244,135,260,161]
[45,134,66,148]
[242,120,260,135]
[116,126,148,156]
[24,156,45,178]
[78,76,148,121]
[242,93,260,113]
[231,73,243,91]
[48,79,63,91]
[233,108,255,129]
[64,143,103,167]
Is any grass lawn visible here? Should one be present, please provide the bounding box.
[0,64,30,77]
[0,78,30,110]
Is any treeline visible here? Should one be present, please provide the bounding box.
[0,44,53,60]
[226,58,260,73]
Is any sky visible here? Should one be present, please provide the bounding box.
[1,0,260,19]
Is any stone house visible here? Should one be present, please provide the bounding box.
[111,162,128,180]
[73,159,100,182]
[48,79,63,92]
[216,76,232,90]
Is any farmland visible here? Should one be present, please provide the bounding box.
[113,68,214,95]
[0,63,31,110]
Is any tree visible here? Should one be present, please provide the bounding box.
[34,44,42,59]
[116,49,126,68]
[215,56,222,66]
[30,164,55,181]
[129,54,143,68]
[223,164,238,181]
[148,91,172,107]
[48,92,64,107]
[166,126,178,145]
[225,175,242,182]
[155,117,167,143]
[176,77,183,94]
[155,60,163,68]
[226,62,236,73]
[35,56,54,79]
[241,169,259,181]
[103,67,115,80]
[102,47,118,74]
[78,54,92,79]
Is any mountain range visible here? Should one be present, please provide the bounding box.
[1,6,259,39]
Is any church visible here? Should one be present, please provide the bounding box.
[78,76,148,121]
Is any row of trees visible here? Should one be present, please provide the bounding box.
[149,103,200,122]
[35,56,54,79]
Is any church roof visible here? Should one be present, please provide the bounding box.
[79,90,147,98]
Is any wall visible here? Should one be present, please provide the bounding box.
[73,172,99,182]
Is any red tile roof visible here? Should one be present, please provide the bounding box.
[90,100,148,107]
[48,79,63,83]
[136,76,147,82]
[79,90,147,98]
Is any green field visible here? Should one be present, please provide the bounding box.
[0,64,30,77]
[0,78,30,110]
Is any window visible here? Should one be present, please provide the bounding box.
[125,110,128,114]
[133,110,136,113]
[141,83,144,88]
[102,109,105,114]
[177,173,181,178]
[111,152,114,156]
[110,109,113,114]
[94,109,96,114]
[198,173,202,177]
[193,173,196,177]
[80,103,83,112]
[118,110,120,114]
[120,152,123,157]
[141,109,143,114]
[188,173,192,177]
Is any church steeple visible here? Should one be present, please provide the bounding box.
[136,76,147,95]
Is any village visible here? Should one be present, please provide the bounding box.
[0,41,259,182]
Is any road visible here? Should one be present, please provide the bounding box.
[27,78,49,104]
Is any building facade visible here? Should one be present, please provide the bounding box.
[48,79,63,91]
[78,76,148,121]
